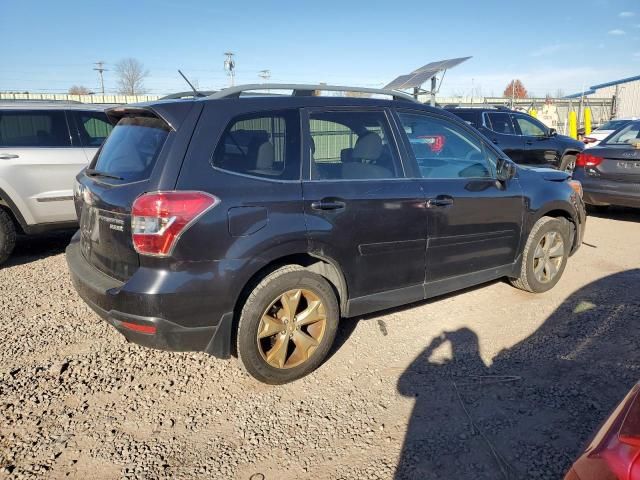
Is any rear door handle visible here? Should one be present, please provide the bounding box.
[491,139,499,144]
[311,199,346,211]
[525,140,533,146]
[0,154,19,160]
[427,195,454,208]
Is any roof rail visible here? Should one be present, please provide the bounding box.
[205,84,419,103]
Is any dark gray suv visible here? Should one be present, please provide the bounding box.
[66,84,586,384]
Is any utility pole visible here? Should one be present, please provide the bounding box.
[224,52,236,87]
[93,61,107,95]
[511,80,515,109]
[258,69,271,82]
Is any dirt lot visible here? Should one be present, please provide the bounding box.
[0,209,639,480]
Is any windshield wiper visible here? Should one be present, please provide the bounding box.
[85,168,124,180]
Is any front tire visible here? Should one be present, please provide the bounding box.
[510,216,570,293]
[236,265,339,384]
[0,209,17,266]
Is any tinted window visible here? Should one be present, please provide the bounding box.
[603,121,640,145]
[398,112,492,179]
[450,111,479,127]
[75,111,113,147]
[212,110,300,180]
[515,115,546,136]
[0,110,71,147]
[598,120,631,131]
[309,110,402,180]
[93,116,170,182]
[486,112,515,135]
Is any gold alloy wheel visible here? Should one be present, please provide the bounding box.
[533,231,565,284]
[256,289,327,369]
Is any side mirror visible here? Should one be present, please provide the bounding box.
[496,157,517,182]
[548,128,557,137]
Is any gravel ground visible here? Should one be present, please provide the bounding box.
[0,209,639,480]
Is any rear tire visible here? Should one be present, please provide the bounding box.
[560,154,577,173]
[509,216,570,293]
[236,265,339,384]
[0,209,16,266]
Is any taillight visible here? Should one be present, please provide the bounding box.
[601,386,640,480]
[583,137,598,144]
[131,191,219,256]
[619,390,640,447]
[576,153,604,167]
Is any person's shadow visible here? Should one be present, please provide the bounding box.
[396,269,640,480]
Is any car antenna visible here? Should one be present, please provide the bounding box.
[178,69,202,97]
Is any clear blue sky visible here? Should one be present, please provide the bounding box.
[1,0,639,97]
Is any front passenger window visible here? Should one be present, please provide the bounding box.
[515,115,546,137]
[398,112,492,179]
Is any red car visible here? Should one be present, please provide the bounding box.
[566,383,640,480]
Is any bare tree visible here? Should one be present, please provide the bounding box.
[68,85,92,95]
[115,58,149,95]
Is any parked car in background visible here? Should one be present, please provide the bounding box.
[573,120,640,210]
[66,84,585,384]
[583,118,636,148]
[446,107,584,172]
[0,101,113,264]
[565,382,640,480]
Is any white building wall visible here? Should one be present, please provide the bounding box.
[590,79,640,119]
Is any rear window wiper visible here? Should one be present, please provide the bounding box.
[85,168,124,180]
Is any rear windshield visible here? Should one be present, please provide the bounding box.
[602,121,640,146]
[598,120,630,131]
[93,116,170,182]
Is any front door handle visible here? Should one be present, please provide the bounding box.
[427,195,454,208]
[311,199,346,211]
[491,139,499,144]
[525,140,533,146]
[0,154,19,160]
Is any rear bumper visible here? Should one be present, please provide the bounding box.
[574,170,640,208]
[65,234,233,358]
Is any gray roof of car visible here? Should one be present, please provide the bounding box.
[0,101,113,111]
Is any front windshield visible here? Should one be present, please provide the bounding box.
[602,121,640,146]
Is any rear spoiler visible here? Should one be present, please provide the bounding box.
[105,101,197,131]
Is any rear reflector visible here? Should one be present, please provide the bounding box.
[131,191,219,256]
[568,179,583,198]
[120,321,157,334]
[576,153,604,167]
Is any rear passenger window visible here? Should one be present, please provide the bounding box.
[212,110,300,180]
[74,111,113,147]
[486,113,516,135]
[398,112,492,179]
[309,110,403,180]
[0,110,71,147]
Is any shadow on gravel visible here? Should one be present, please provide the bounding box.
[4,230,76,268]
[587,206,640,223]
[395,269,640,480]
[328,280,501,364]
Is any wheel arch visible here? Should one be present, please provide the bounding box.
[228,251,348,356]
[0,186,28,234]
[531,207,578,252]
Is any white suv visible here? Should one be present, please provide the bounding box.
[0,101,112,264]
